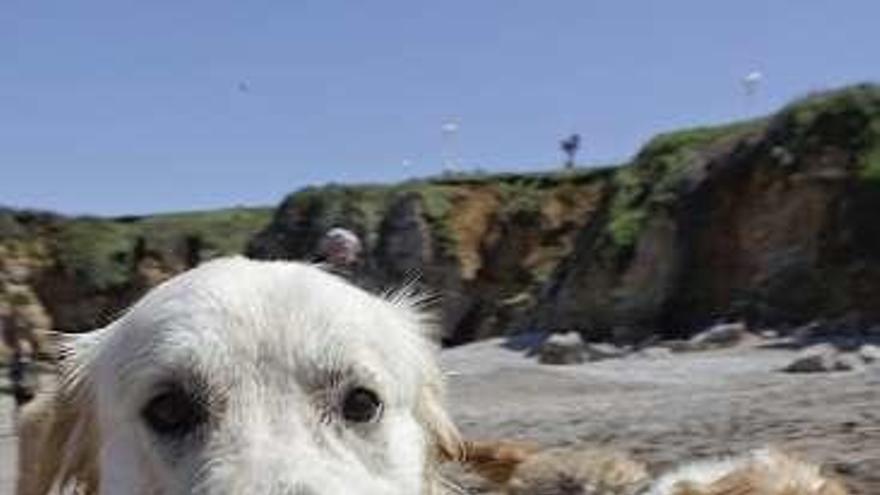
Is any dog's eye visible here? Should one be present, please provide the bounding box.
[341,387,383,423]
[142,387,206,437]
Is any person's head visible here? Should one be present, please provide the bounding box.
[317,227,362,268]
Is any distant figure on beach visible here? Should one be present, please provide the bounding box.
[1,292,49,406]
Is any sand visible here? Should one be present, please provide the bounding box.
[1,338,877,494]
[441,338,879,494]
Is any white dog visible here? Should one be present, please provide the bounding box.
[18,257,462,495]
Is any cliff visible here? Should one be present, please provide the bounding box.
[2,83,879,343]
[0,208,271,332]
[536,84,880,339]
[246,171,610,344]
[248,84,880,342]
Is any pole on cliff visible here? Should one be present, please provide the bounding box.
[441,119,460,174]
[741,70,763,116]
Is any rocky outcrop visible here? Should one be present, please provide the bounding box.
[3,84,880,345]
[537,332,587,365]
[0,208,271,333]
[780,343,876,373]
[246,174,609,344]
[532,84,880,339]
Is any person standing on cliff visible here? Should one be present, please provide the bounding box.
[560,133,580,169]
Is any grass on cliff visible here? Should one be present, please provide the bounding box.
[55,219,135,290]
[778,83,880,181]
[54,207,272,291]
[606,120,763,250]
[278,168,613,260]
[137,207,275,256]
[864,146,880,181]
[605,84,880,252]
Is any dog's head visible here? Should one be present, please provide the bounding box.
[54,257,461,495]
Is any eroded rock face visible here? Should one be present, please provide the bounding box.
[0,208,271,332]
[533,85,880,339]
[376,193,434,281]
[376,192,475,339]
[246,177,608,344]
[5,85,880,344]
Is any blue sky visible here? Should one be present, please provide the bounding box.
[2,1,878,215]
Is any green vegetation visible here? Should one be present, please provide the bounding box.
[411,185,457,254]
[414,185,455,222]
[55,219,135,290]
[637,120,759,176]
[606,120,762,251]
[8,84,880,298]
[52,207,272,291]
[863,144,880,182]
[136,207,273,257]
[425,167,612,195]
[497,178,544,218]
[0,213,25,239]
[282,182,458,254]
[496,169,610,217]
[286,185,385,239]
[778,84,880,179]
[607,207,648,253]
[603,84,880,252]
[277,168,613,259]
[783,84,880,136]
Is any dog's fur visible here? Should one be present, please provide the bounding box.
[462,440,650,495]
[647,447,850,495]
[17,257,462,495]
[461,440,542,486]
[16,392,99,495]
[464,441,849,495]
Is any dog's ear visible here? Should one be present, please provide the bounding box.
[383,286,464,461]
[416,367,464,463]
[16,389,100,495]
[16,394,60,495]
[15,331,104,495]
[459,440,541,486]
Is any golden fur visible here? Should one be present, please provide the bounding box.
[461,440,543,486]
[15,389,99,495]
[462,440,650,495]
[654,448,850,495]
[464,441,850,495]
